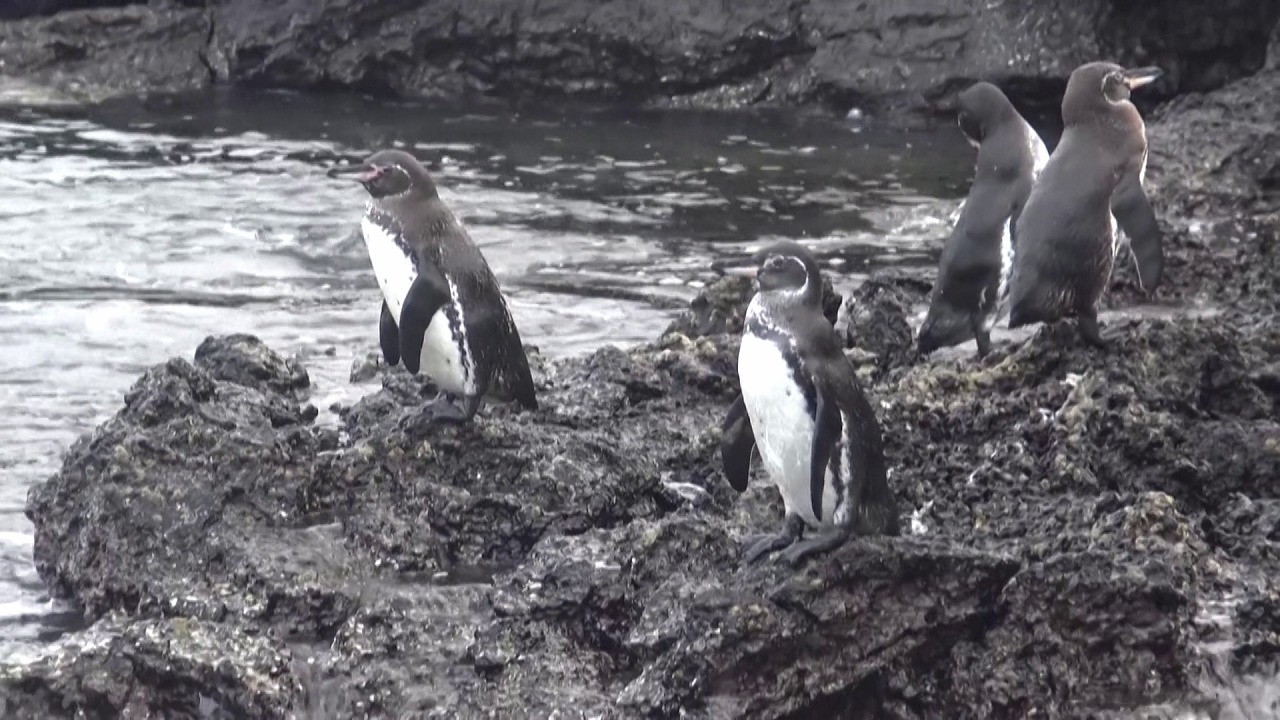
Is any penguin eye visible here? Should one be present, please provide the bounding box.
[1101,72,1127,101]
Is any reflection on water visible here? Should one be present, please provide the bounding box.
[0,87,975,657]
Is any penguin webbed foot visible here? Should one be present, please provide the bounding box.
[399,392,473,434]
[779,525,851,567]
[1076,311,1120,349]
[741,514,804,566]
[973,329,992,360]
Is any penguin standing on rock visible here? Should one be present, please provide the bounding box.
[917,81,1050,359]
[1007,62,1164,347]
[721,242,899,566]
[330,149,538,424]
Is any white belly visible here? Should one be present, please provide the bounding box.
[1025,120,1050,180]
[361,215,472,395]
[989,216,1015,330]
[738,330,838,528]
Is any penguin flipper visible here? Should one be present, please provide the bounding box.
[500,320,539,411]
[810,386,843,520]
[398,264,452,375]
[720,393,755,493]
[379,300,401,367]
[798,314,891,529]
[1111,169,1163,293]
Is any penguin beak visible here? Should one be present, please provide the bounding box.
[1121,66,1163,90]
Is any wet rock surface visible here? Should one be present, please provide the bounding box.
[2,1,1278,120]
[4,19,1280,720]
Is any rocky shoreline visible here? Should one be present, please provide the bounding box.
[2,0,1280,123]
[1,46,1277,715]
[2,4,1279,720]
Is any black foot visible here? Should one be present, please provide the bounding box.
[970,316,992,360]
[399,392,469,434]
[1076,311,1119,349]
[778,526,852,567]
[741,514,804,565]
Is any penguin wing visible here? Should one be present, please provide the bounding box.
[1111,168,1163,293]
[398,261,452,375]
[810,386,843,519]
[379,300,401,367]
[497,311,539,410]
[797,315,888,524]
[720,393,755,493]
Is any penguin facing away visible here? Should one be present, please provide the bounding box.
[331,149,538,424]
[721,242,899,566]
[917,81,1049,359]
[1007,62,1163,348]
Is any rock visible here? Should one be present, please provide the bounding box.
[3,1,1278,120]
[348,348,385,383]
[842,272,917,374]
[14,297,1280,716]
[0,5,213,102]
[664,275,756,339]
[194,333,310,401]
[0,614,294,719]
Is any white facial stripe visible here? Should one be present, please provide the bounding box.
[385,164,413,197]
[764,254,811,297]
[1103,73,1127,105]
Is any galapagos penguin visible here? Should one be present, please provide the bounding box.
[1006,62,1163,347]
[331,149,538,423]
[917,81,1050,359]
[721,242,899,566]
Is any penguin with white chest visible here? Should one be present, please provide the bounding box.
[917,81,1050,359]
[331,149,538,424]
[721,242,899,566]
[1007,62,1163,347]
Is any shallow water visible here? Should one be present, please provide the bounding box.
[0,88,974,656]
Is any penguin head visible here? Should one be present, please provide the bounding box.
[1104,65,1162,104]
[1063,62,1163,124]
[753,241,823,306]
[329,148,439,200]
[956,81,1016,148]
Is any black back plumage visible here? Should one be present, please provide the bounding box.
[364,149,537,409]
[918,82,1043,357]
[1008,62,1157,331]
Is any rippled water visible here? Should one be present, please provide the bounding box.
[0,87,974,657]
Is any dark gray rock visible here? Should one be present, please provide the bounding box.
[194,333,310,401]
[843,272,917,375]
[2,0,1278,119]
[192,0,1280,118]
[0,5,213,101]
[0,614,294,719]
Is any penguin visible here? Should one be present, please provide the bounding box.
[1007,62,1163,347]
[330,149,538,423]
[720,242,899,566]
[917,81,1050,359]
